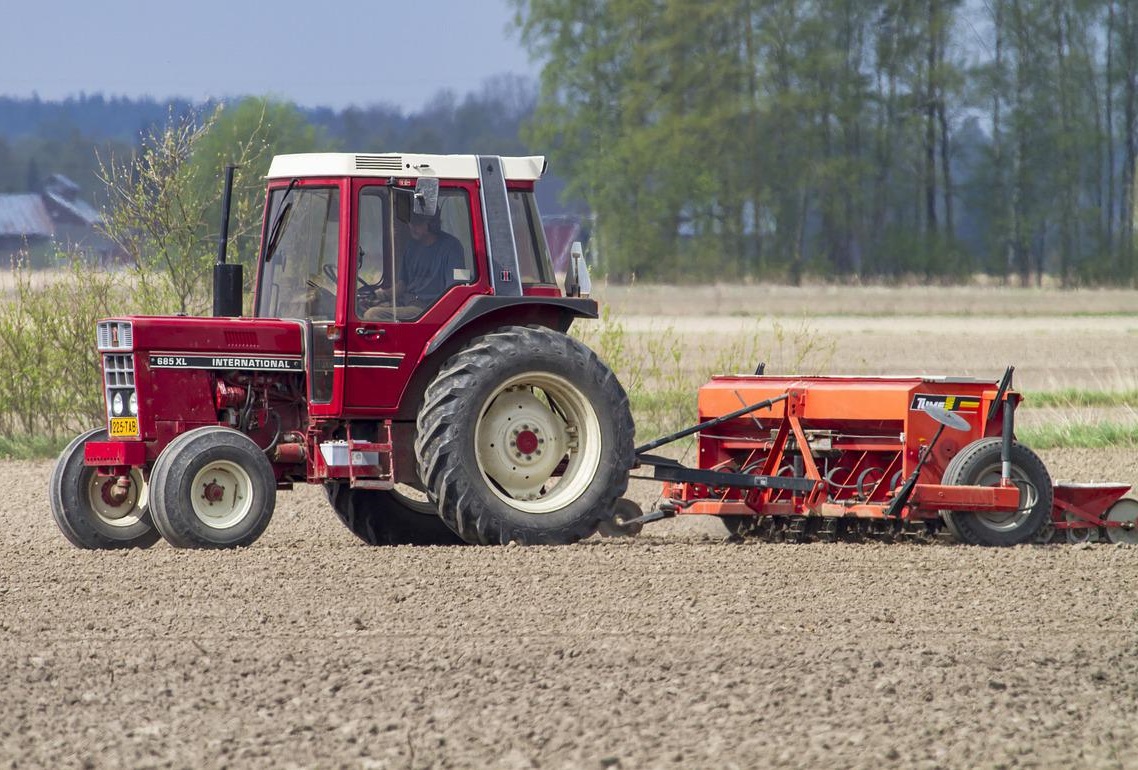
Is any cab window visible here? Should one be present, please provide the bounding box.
[508,191,555,285]
[256,186,340,321]
[355,186,475,321]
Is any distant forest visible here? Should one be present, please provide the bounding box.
[514,0,1138,286]
[0,75,573,215]
[7,0,1138,285]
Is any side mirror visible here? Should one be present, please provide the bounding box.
[413,178,439,217]
[565,241,591,298]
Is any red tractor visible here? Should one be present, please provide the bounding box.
[50,153,635,548]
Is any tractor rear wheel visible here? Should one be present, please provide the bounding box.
[416,325,635,545]
[324,483,466,546]
[149,426,276,548]
[940,437,1052,546]
[49,427,160,549]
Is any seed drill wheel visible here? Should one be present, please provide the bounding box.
[149,426,276,548]
[940,437,1053,546]
[49,427,160,549]
[1064,512,1100,544]
[416,326,635,545]
[1104,499,1138,545]
[324,483,466,546]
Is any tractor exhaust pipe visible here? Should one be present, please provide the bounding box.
[213,164,243,317]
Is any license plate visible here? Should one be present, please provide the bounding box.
[109,417,139,437]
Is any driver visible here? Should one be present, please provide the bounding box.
[361,210,464,320]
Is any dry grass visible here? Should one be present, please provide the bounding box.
[3,274,1136,448]
[592,281,1138,317]
[0,267,69,298]
[577,283,1138,442]
[582,283,1138,393]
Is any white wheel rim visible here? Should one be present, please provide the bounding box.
[85,468,147,529]
[190,460,254,530]
[970,462,1037,533]
[474,371,602,515]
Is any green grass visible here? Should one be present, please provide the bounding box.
[0,434,69,461]
[1017,421,1138,450]
[1024,389,1138,408]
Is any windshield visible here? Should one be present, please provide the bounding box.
[255,186,341,320]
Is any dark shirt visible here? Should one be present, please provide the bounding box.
[401,231,464,302]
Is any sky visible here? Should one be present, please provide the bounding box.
[1,1,538,112]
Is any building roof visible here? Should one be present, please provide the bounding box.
[44,189,102,226]
[0,194,54,238]
[45,173,80,198]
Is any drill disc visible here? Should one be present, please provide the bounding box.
[924,404,971,432]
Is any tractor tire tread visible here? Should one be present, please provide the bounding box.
[49,427,160,549]
[415,325,634,545]
[149,426,276,549]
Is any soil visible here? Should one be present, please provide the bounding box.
[5,448,1137,769]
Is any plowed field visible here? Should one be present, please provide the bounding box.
[4,287,1138,768]
[3,446,1136,769]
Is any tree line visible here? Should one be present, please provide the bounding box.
[0,75,550,214]
[514,0,1138,285]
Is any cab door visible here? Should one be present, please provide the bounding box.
[342,179,482,413]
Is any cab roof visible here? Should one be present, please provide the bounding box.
[266,153,547,182]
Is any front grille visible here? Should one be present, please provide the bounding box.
[225,330,259,348]
[103,354,135,388]
[103,354,136,420]
[355,154,403,172]
[97,320,133,351]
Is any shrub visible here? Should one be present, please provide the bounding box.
[0,256,130,438]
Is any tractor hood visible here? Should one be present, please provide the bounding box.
[102,315,305,360]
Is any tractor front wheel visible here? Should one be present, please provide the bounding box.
[416,326,635,545]
[940,437,1052,546]
[149,426,276,548]
[324,483,466,546]
[49,428,160,549]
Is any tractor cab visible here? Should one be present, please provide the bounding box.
[251,153,568,415]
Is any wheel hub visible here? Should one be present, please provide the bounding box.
[189,461,252,529]
[86,469,146,527]
[201,480,226,505]
[476,388,570,502]
[514,429,540,456]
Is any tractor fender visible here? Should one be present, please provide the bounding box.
[423,295,598,356]
[392,295,599,424]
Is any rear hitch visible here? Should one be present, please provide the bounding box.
[619,499,691,529]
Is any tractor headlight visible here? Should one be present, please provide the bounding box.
[128,391,138,416]
[112,392,124,416]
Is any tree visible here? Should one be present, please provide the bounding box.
[188,97,324,270]
[98,99,322,314]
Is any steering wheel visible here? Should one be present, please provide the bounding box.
[329,259,383,291]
